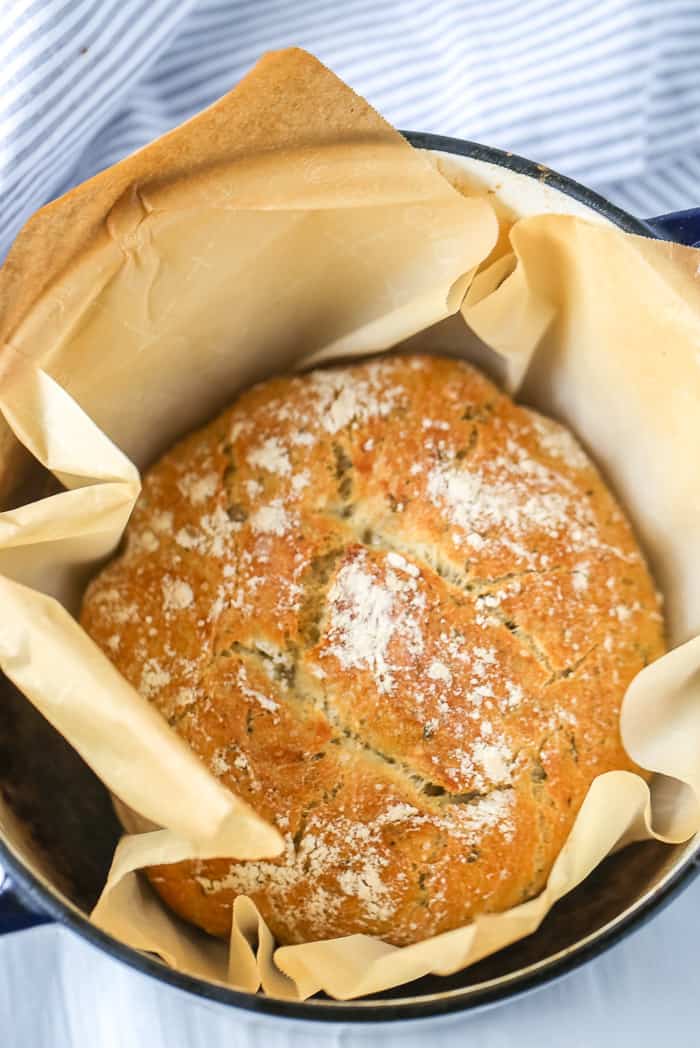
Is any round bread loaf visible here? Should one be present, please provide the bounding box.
[81,354,664,947]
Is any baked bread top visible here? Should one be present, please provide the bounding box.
[81,353,664,946]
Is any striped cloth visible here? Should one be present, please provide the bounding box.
[1,0,700,260]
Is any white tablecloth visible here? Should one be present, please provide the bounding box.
[1,875,698,1047]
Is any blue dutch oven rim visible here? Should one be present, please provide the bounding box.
[1,129,699,1024]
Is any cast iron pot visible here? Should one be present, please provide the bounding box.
[0,132,699,1025]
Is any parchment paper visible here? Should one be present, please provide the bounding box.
[1,48,699,1002]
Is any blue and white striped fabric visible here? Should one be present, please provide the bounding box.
[2,0,700,261]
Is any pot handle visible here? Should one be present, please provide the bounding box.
[0,870,52,935]
[645,208,700,247]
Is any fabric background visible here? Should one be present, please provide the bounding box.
[2,0,700,261]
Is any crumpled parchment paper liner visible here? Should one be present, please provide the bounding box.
[0,349,283,857]
[463,215,700,642]
[1,48,699,1002]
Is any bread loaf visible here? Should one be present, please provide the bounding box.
[81,354,664,946]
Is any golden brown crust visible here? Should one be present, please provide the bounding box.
[81,353,664,946]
